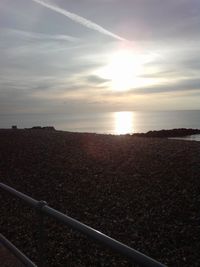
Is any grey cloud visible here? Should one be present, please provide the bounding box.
[99,78,200,97]
[140,44,200,80]
[1,28,79,42]
[85,75,110,85]
[132,78,200,95]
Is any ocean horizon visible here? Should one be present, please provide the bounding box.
[1,110,200,136]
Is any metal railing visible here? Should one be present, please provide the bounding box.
[0,182,166,267]
[0,233,37,267]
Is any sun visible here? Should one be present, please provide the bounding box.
[97,50,144,92]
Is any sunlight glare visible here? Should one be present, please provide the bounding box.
[115,111,134,134]
[96,49,159,92]
[97,50,143,91]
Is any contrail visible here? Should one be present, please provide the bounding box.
[31,0,127,41]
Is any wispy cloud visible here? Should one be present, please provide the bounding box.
[131,78,200,95]
[31,0,127,41]
[2,28,79,42]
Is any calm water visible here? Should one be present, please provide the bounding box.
[169,135,200,142]
[1,110,200,137]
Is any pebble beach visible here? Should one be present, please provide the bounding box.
[0,129,200,266]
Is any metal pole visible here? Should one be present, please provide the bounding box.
[0,183,167,267]
[42,206,166,267]
[0,234,37,267]
[0,183,38,208]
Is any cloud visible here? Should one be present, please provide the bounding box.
[1,0,200,118]
[85,75,110,85]
[2,28,79,42]
[132,78,200,95]
[30,0,127,41]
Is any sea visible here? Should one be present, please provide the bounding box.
[1,110,200,141]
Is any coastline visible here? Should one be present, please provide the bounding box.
[1,127,200,137]
[1,129,200,266]
[1,110,200,134]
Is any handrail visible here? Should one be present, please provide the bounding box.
[0,182,166,267]
[0,233,37,267]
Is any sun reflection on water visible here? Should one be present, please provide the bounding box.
[114,112,134,135]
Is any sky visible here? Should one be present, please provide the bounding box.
[0,0,200,120]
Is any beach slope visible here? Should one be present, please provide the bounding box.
[0,130,200,266]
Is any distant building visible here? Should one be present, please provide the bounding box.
[12,125,17,129]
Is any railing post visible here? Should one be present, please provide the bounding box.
[36,200,47,267]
